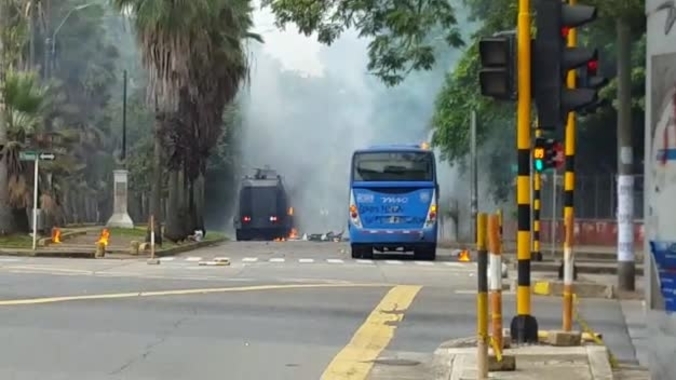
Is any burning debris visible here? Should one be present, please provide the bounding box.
[97,228,110,247]
[272,228,300,242]
[301,230,345,242]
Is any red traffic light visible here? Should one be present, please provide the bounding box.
[561,27,570,38]
[587,59,598,75]
[553,142,564,168]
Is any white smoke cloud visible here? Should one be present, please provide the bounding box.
[237,5,493,240]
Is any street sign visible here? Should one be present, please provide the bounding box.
[19,151,55,161]
[19,151,37,161]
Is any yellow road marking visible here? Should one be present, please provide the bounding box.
[0,283,389,306]
[321,285,422,380]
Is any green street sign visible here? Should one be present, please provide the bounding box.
[19,151,37,161]
[19,151,55,161]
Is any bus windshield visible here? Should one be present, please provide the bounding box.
[352,151,434,182]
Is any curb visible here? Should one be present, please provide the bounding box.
[155,238,227,257]
[0,249,96,259]
[511,279,615,299]
[0,237,227,260]
[586,345,614,380]
[434,338,614,380]
[37,229,91,247]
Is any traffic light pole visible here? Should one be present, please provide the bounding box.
[562,9,577,332]
[533,128,543,262]
[510,0,538,344]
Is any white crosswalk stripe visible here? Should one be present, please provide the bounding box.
[0,255,477,269]
[414,261,434,266]
[153,256,478,267]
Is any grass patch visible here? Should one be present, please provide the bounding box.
[0,234,34,248]
[107,227,148,238]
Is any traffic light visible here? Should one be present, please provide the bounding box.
[577,58,610,116]
[533,0,600,130]
[478,31,517,100]
[533,137,563,172]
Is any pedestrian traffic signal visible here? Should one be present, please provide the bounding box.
[478,31,517,100]
[533,0,600,130]
[533,137,563,172]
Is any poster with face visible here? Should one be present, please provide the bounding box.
[648,52,676,312]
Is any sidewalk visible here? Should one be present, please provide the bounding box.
[0,226,226,258]
[437,344,611,379]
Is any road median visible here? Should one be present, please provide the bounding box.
[0,231,227,259]
[433,337,616,380]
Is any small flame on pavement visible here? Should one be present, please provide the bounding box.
[458,249,471,262]
[289,228,298,239]
[51,227,62,244]
[97,228,110,247]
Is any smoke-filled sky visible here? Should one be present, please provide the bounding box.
[239,3,488,237]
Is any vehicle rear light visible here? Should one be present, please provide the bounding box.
[349,192,362,228]
[424,191,437,228]
[349,205,358,219]
[243,216,251,222]
[270,216,278,222]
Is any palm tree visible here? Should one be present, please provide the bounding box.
[1,69,47,232]
[112,0,260,240]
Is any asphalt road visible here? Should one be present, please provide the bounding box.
[0,241,641,379]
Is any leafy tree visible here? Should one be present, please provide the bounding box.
[430,0,646,201]
[263,0,465,86]
[113,0,261,241]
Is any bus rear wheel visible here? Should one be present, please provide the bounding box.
[414,245,436,261]
[351,244,373,259]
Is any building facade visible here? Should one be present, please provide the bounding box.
[645,0,676,378]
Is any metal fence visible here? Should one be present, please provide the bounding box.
[538,173,644,220]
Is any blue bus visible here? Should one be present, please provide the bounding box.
[347,144,439,260]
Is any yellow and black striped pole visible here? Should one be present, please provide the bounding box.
[476,213,489,378]
[488,214,503,352]
[533,128,543,262]
[510,0,539,344]
[562,2,578,331]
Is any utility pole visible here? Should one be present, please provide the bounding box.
[616,19,635,291]
[43,38,51,79]
[470,110,478,244]
[562,13,578,331]
[121,70,128,161]
[510,0,538,343]
[29,0,37,68]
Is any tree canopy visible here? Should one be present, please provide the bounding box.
[263,0,465,86]
[429,0,646,201]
